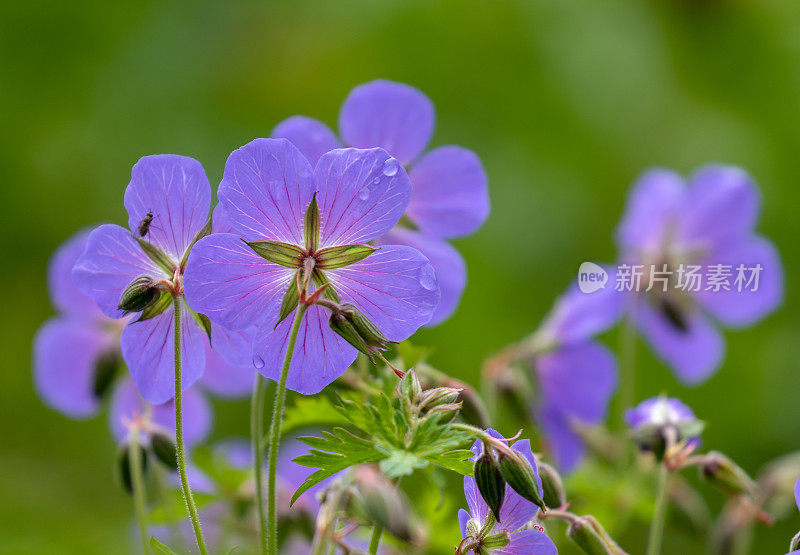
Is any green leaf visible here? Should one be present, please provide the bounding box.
[137,291,172,322]
[282,395,349,434]
[304,192,320,252]
[291,428,383,505]
[149,537,178,555]
[180,214,213,268]
[423,449,475,476]
[136,237,177,275]
[245,239,304,268]
[315,244,376,270]
[275,275,300,329]
[379,449,428,478]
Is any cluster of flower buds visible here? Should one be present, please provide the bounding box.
[397,370,463,424]
[699,451,757,498]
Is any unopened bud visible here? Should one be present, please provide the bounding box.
[328,304,389,361]
[118,275,160,314]
[568,516,624,555]
[399,370,422,402]
[425,402,462,421]
[790,530,800,551]
[418,386,461,409]
[482,531,510,550]
[474,449,506,523]
[701,452,756,497]
[355,466,419,545]
[497,451,546,512]
[116,441,148,494]
[150,430,178,471]
[538,461,566,509]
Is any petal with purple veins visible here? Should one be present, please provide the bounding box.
[200,321,256,398]
[316,148,411,246]
[339,80,434,165]
[377,229,465,327]
[72,224,164,319]
[615,169,684,253]
[406,146,489,239]
[636,301,725,385]
[218,138,315,244]
[498,529,558,555]
[124,155,211,260]
[120,302,206,404]
[458,508,472,538]
[695,235,783,328]
[251,304,358,395]
[272,115,341,166]
[33,317,113,418]
[183,233,295,331]
[326,245,440,341]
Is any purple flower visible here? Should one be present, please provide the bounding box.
[183,138,440,395]
[272,80,489,325]
[33,229,126,418]
[624,396,696,431]
[459,430,557,555]
[616,166,784,384]
[72,155,214,404]
[530,280,622,473]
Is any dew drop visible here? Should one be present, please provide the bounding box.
[418,265,437,291]
[382,157,399,177]
[358,186,370,201]
[372,177,380,184]
[253,355,265,369]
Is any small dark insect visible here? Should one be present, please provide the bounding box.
[137,212,154,237]
[660,297,688,333]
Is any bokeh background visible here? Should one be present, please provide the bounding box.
[3,0,800,553]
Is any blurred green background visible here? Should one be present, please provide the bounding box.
[3,0,800,552]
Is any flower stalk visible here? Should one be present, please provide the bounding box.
[251,374,269,553]
[646,463,671,555]
[128,428,149,554]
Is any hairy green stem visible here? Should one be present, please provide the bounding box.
[368,525,383,554]
[267,304,308,553]
[129,429,149,553]
[173,295,208,555]
[646,464,671,555]
[252,374,269,553]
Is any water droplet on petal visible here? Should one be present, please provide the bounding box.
[358,186,370,201]
[372,177,380,185]
[382,157,399,177]
[253,355,265,369]
[418,265,437,291]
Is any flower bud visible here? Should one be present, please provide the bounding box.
[425,402,462,421]
[92,350,119,400]
[700,451,756,497]
[118,275,160,314]
[150,429,178,471]
[418,386,462,409]
[328,303,389,361]
[474,449,506,523]
[399,370,422,402]
[567,515,625,555]
[497,451,546,512]
[538,460,566,509]
[354,466,420,545]
[116,441,148,494]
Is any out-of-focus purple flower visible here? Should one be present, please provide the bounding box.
[33,229,126,418]
[625,396,702,455]
[528,281,622,473]
[72,155,216,404]
[615,167,784,384]
[273,80,489,325]
[459,430,556,555]
[184,138,440,395]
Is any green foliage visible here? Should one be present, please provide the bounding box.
[281,395,350,435]
[149,537,178,555]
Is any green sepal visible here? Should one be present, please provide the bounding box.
[315,244,376,270]
[245,239,304,268]
[313,270,340,302]
[304,192,320,252]
[474,450,505,523]
[187,304,212,343]
[136,237,177,275]
[497,451,546,511]
[136,291,172,322]
[276,275,300,329]
[482,532,510,550]
[180,213,213,268]
[150,431,179,471]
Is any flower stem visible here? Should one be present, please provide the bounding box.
[267,304,308,553]
[368,525,383,554]
[252,374,269,553]
[646,464,671,555]
[128,429,149,553]
[618,308,637,427]
[173,295,208,555]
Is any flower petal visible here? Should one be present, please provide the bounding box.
[218,138,315,244]
[200,325,256,398]
[339,80,434,165]
[636,301,725,385]
[498,530,558,555]
[377,229,465,326]
[272,115,340,166]
[33,317,112,418]
[406,146,489,239]
[615,169,684,253]
[536,341,617,424]
[677,165,760,251]
[183,233,295,331]
[539,404,586,474]
[795,476,800,512]
[48,229,101,318]
[326,245,440,340]
[252,304,358,395]
[72,224,164,319]
[316,148,411,246]
[458,508,472,538]
[695,235,784,328]
[120,301,206,404]
[124,154,211,260]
